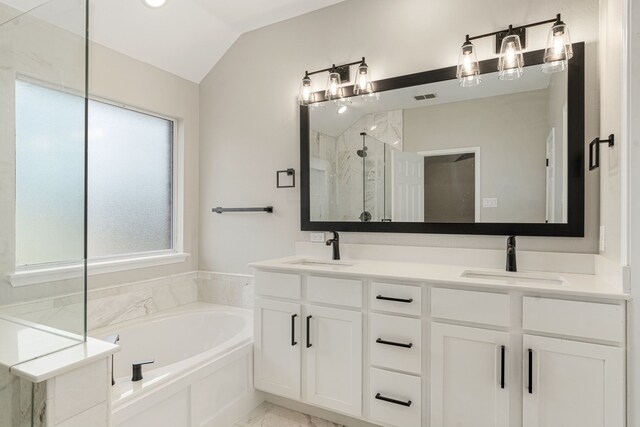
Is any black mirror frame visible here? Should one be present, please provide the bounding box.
[300,42,585,237]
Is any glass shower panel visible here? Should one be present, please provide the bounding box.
[0,0,88,368]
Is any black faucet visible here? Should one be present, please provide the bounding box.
[325,232,340,260]
[104,334,120,385]
[506,235,517,272]
[132,359,154,382]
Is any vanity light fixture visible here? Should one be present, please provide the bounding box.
[498,27,524,80]
[457,14,572,86]
[297,57,375,105]
[456,36,481,87]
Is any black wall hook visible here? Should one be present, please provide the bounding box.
[589,134,614,170]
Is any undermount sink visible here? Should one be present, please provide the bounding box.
[461,270,566,286]
[286,259,355,269]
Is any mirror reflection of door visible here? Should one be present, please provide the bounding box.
[422,149,478,223]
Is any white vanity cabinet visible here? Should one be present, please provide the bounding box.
[253,271,363,417]
[430,322,510,427]
[304,304,362,416]
[252,262,627,427]
[253,298,301,399]
[522,335,624,427]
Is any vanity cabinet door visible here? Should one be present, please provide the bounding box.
[522,335,624,427]
[254,299,301,399]
[431,323,510,427]
[304,305,362,417]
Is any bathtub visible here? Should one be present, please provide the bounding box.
[91,303,263,427]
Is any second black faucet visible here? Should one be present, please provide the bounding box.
[326,231,340,260]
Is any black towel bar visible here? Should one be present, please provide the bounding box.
[213,206,273,214]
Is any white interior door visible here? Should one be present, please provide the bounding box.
[431,322,510,427]
[391,150,424,222]
[254,299,301,399]
[305,304,362,416]
[523,334,624,427]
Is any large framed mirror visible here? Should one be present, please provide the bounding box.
[300,43,584,236]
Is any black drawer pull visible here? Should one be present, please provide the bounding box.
[500,345,505,389]
[376,338,413,349]
[291,314,297,346]
[375,393,412,407]
[376,295,413,303]
[528,349,533,394]
[306,315,312,348]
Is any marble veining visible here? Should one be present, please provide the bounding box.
[198,272,254,309]
[234,402,345,427]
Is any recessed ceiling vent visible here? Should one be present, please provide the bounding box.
[414,93,437,101]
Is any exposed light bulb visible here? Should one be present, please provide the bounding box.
[298,74,314,105]
[457,37,481,87]
[354,58,374,96]
[498,32,524,80]
[542,15,573,73]
[325,70,343,100]
[143,0,166,7]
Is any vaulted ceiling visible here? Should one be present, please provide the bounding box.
[1,0,345,82]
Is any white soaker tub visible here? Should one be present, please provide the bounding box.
[91,303,262,427]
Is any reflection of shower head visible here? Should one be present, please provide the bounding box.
[357,146,368,157]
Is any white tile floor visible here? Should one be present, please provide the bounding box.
[234,402,345,427]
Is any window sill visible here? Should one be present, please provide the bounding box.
[9,252,190,287]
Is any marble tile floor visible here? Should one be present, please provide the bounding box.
[234,402,345,427]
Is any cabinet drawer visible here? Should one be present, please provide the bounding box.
[369,368,421,427]
[523,297,625,342]
[370,282,422,316]
[307,276,362,308]
[370,313,421,374]
[255,271,301,299]
[431,287,510,327]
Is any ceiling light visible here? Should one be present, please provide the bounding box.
[337,105,348,114]
[143,0,166,8]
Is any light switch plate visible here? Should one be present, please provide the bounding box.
[483,198,498,208]
[310,232,325,243]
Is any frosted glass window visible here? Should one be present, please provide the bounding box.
[15,80,174,266]
[15,80,85,266]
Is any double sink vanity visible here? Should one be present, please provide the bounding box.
[251,255,626,427]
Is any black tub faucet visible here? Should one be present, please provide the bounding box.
[506,235,517,272]
[326,232,340,260]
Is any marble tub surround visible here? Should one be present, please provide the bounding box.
[234,402,346,427]
[197,271,254,309]
[0,367,46,427]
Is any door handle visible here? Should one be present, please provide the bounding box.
[291,314,297,346]
[376,338,413,348]
[500,345,505,389]
[376,295,413,303]
[306,315,312,348]
[528,348,533,394]
[375,393,412,407]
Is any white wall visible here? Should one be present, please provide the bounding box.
[199,0,600,274]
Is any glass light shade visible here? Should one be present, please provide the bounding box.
[325,71,343,100]
[354,63,374,95]
[542,22,573,73]
[457,41,481,87]
[498,34,524,80]
[298,75,314,105]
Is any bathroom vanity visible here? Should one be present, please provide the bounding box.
[251,256,626,427]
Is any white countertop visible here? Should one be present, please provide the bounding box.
[250,256,629,300]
